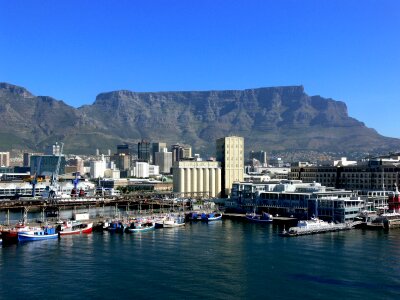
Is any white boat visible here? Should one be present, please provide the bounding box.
[156,215,185,228]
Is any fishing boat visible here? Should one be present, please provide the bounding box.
[201,212,223,222]
[186,212,202,221]
[18,227,59,242]
[56,220,93,235]
[1,222,38,243]
[156,215,185,228]
[127,221,155,232]
[107,221,126,233]
[245,212,273,223]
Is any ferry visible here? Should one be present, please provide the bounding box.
[280,218,353,237]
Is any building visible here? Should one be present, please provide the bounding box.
[111,153,131,171]
[134,161,149,178]
[30,155,66,176]
[171,144,184,163]
[182,147,192,159]
[149,165,160,176]
[289,156,400,191]
[155,148,173,174]
[249,151,267,166]
[172,160,222,198]
[152,142,167,164]
[66,156,85,175]
[90,160,106,178]
[229,180,364,223]
[117,144,131,155]
[216,136,244,197]
[46,142,62,156]
[138,140,150,162]
[0,152,10,167]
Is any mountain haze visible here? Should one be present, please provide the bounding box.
[1,82,399,156]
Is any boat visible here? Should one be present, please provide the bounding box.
[156,215,185,228]
[280,217,353,237]
[107,221,127,233]
[201,212,223,222]
[56,220,93,235]
[186,212,202,221]
[245,212,273,223]
[1,222,38,243]
[18,227,59,242]
[127,221,155,232]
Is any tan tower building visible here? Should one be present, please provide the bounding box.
[216,136,244,197]
[172,161,222,198]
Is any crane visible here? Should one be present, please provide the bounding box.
[31,156,42,197]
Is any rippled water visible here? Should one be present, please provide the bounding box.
[1,221,399,299]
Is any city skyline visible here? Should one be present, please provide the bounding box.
[1,1,399,139]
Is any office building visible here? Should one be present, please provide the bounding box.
[216,136,244,197]
[155,148,173,173]
[249,150,267,166]
[30,155,66,176]
[0,152,10,167]
[138,140,150,162]
[117,144,131,155]
[152,142,167,164]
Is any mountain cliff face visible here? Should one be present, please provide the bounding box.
[1,82,399,155]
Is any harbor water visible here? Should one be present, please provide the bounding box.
[1,220,399,299]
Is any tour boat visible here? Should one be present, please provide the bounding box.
[127,221,155,232]
[18,227,59,242]
[245,212,273,223]
[57,220,93,235]
[201,212,223,222]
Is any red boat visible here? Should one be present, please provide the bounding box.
[57,220,93,235]
[1,223,36,243]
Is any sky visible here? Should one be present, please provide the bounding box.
[1,0,399,138]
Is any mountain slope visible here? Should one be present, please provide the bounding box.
[1,82,399,155]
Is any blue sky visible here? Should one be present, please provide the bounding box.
[1,0,399,138]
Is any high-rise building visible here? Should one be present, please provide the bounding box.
[171,144,183,163]
[182,147,192,159]
[216,136,244,197]
[111,153,131,171]
[155,148,173,173]
[249,150,268,166]
[152,142,167,164]
[46,142,61,156]
[138,140,150,162]
[0,152,10,167]
[117,144,130,155]
[172,160,222,198]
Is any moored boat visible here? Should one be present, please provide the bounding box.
[18,227,59,242]
[127,221,155,232]
[245,212,273,223]
[57,220,93,235]
[156,215,185,228]
[201,212,223,222]
[1,223,38,243]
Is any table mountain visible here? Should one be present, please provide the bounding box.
[1,82,399,155]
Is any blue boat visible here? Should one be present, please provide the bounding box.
[201,212,223,222]
[245,212,273,223]
[107,221,126,233]
[18,227,59,242]
[187,212,202,221]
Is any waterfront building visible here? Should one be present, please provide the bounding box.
[30,155,66,176]
[138,140,151,162]
[289,156,400,191]
[0,152,10,167]
[151,142,167,164]
[172,160,222,198]
[155,148,173,174]
[230,180,364,222]
[216,136,244,197]
[23,152,43,167]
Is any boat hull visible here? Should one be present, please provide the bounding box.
[245,216,273,223]
[127,225,155,232]
[59,223,93,235]
[18,233,59,242]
